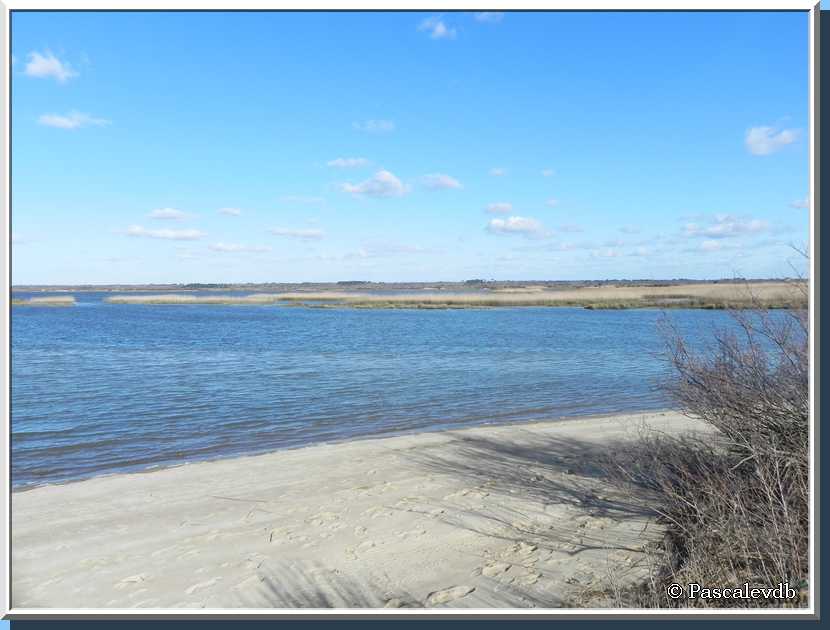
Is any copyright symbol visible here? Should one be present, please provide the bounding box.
[667,583,684,599]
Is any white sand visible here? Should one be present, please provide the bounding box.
[12,411,705,609]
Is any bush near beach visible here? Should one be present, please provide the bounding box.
[606,286,809,608]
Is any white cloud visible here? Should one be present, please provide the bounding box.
[683,214,769,239]
[486,215,550,238]
[38,110,110,130]
[541,168,555,177]
[489,167,506,177]
[24,50,77,82]
[745,126,799,156]
[486,202,512,214]
[269,227,324,240]
[327,157,370,168]
[352,119,395,133]
[701,240,725,252]
[790,197,809,209]
[604,238,625,247]
[422,173,463,190]
[341,169,409,198]
[475,12,504,23]
[218,207,242,216]
[619,226,640,234]
[125,225,206,241]
[545,198,559,208]
[209,242,271,253]
[418,15,457,39]
[148,208,187,220]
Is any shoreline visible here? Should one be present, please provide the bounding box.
[13,410,708,609]
[11,407,675,493]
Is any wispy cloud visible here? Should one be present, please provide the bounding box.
[619,226,641,234]
[790,197,809,209]
[489,167,506,177]
[421,173,463,190]
[209,242,271,253]
[545,198,559,208]
[125,225,206,241]
[38,110,110,130]
[475,12,504,23]
[148,208,187,220]
[327,157,370,168]
[682,214,769,239]
[352,119,395,134]
[558,224,583,233]
[217,207,242,216]
[486,202,512,214]
[745,126,798,156]
[269,227,324,240]
[486,215,550,238]
[341,169,409,198]
[24,50,77,82]
[541,168,555,177]
[11,233,24,244]
[418,15,457,40]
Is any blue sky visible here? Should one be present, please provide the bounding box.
[11,10,810,284]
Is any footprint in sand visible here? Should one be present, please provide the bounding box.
[362,506,393,520]
[185,577,221,595]
[114,573,150,590]
[395,528,427,540]
[150,544,180,558]
[344,540,377,560]
[307,511,339,527]
[480,562,511,578]
[177,549,200,560]
[515,571,542,586]
[425,585,475,606]
[234,575,265,591]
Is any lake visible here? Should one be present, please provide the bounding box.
[11,292,738,488]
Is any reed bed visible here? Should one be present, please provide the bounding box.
[101,282,806,310]
[12,296,76,307]
[104,293,287,305]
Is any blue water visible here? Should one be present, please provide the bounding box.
[11,292,737,489]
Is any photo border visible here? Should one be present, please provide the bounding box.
[0,3,820,620]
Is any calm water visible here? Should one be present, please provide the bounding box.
[11,292,736,488]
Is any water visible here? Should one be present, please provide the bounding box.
[11,292,738,489]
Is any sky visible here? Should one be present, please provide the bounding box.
[10,10,810,285]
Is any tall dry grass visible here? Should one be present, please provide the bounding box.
[103,282,807,310]
[12,296,76,306]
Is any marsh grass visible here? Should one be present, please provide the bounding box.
[102,282,807,310]
[12,296,76,307]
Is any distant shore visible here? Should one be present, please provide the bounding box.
[11,280,807,310]
[13,410,708,609]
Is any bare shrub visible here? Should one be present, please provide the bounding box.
[605,303,809,608]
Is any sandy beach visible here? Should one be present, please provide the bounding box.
[12,411,706,609]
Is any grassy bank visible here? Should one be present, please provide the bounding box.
[12,296,76,307]
[102,281,807,310]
